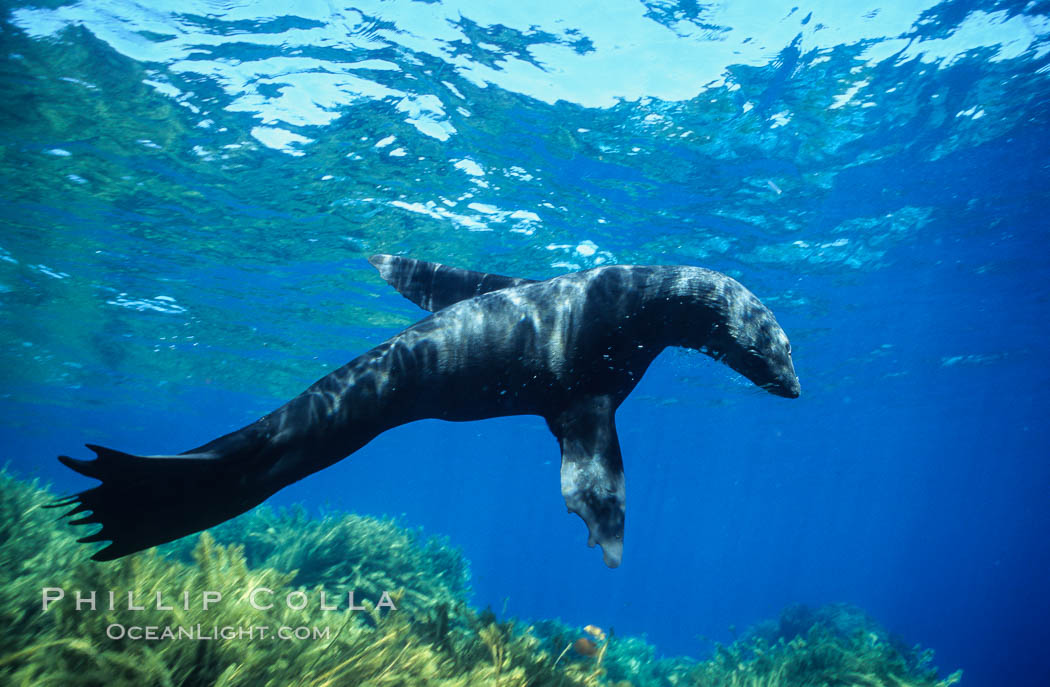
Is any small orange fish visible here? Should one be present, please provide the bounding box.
[573,637,598,656]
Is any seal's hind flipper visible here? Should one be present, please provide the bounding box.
[547,397,626,568]
[51,444,272,561]
[369,254,536,312]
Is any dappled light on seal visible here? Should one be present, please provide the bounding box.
[54,255,799,567]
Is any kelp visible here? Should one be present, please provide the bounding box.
[0,470,83,657]
[687,604,963,687]
[2,536,599,686]
[600,633,694,687]
[0,471,603,686]
[25,541,602,687]
[159,504,470,612]
[0,471,959,686]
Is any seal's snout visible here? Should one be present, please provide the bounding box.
[773,375,801,399]
[769,352,801,398]
[761,371,799,398]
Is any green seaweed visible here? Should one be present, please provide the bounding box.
[687,604,962,687]
[0,470,960,687]
[0,470,83,657]
[159,504,470,612]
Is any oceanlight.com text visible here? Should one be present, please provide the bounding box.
[104,624,332,642]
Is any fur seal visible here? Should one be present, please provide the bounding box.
[53,256,799,567]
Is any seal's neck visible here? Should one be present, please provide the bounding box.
[629,265,736,353]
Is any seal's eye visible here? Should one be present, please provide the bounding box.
[787,343,792,355]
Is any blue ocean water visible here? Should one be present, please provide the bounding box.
[1,0,1048,684]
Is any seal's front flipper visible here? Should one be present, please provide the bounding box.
[548,397,626,568]
[50,444,275,561]
[369,254,536,312]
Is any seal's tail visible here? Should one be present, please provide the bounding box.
[49,444,273,561]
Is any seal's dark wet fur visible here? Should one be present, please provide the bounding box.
[54,256,799,566]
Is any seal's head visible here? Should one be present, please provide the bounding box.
[701,279,801,399]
